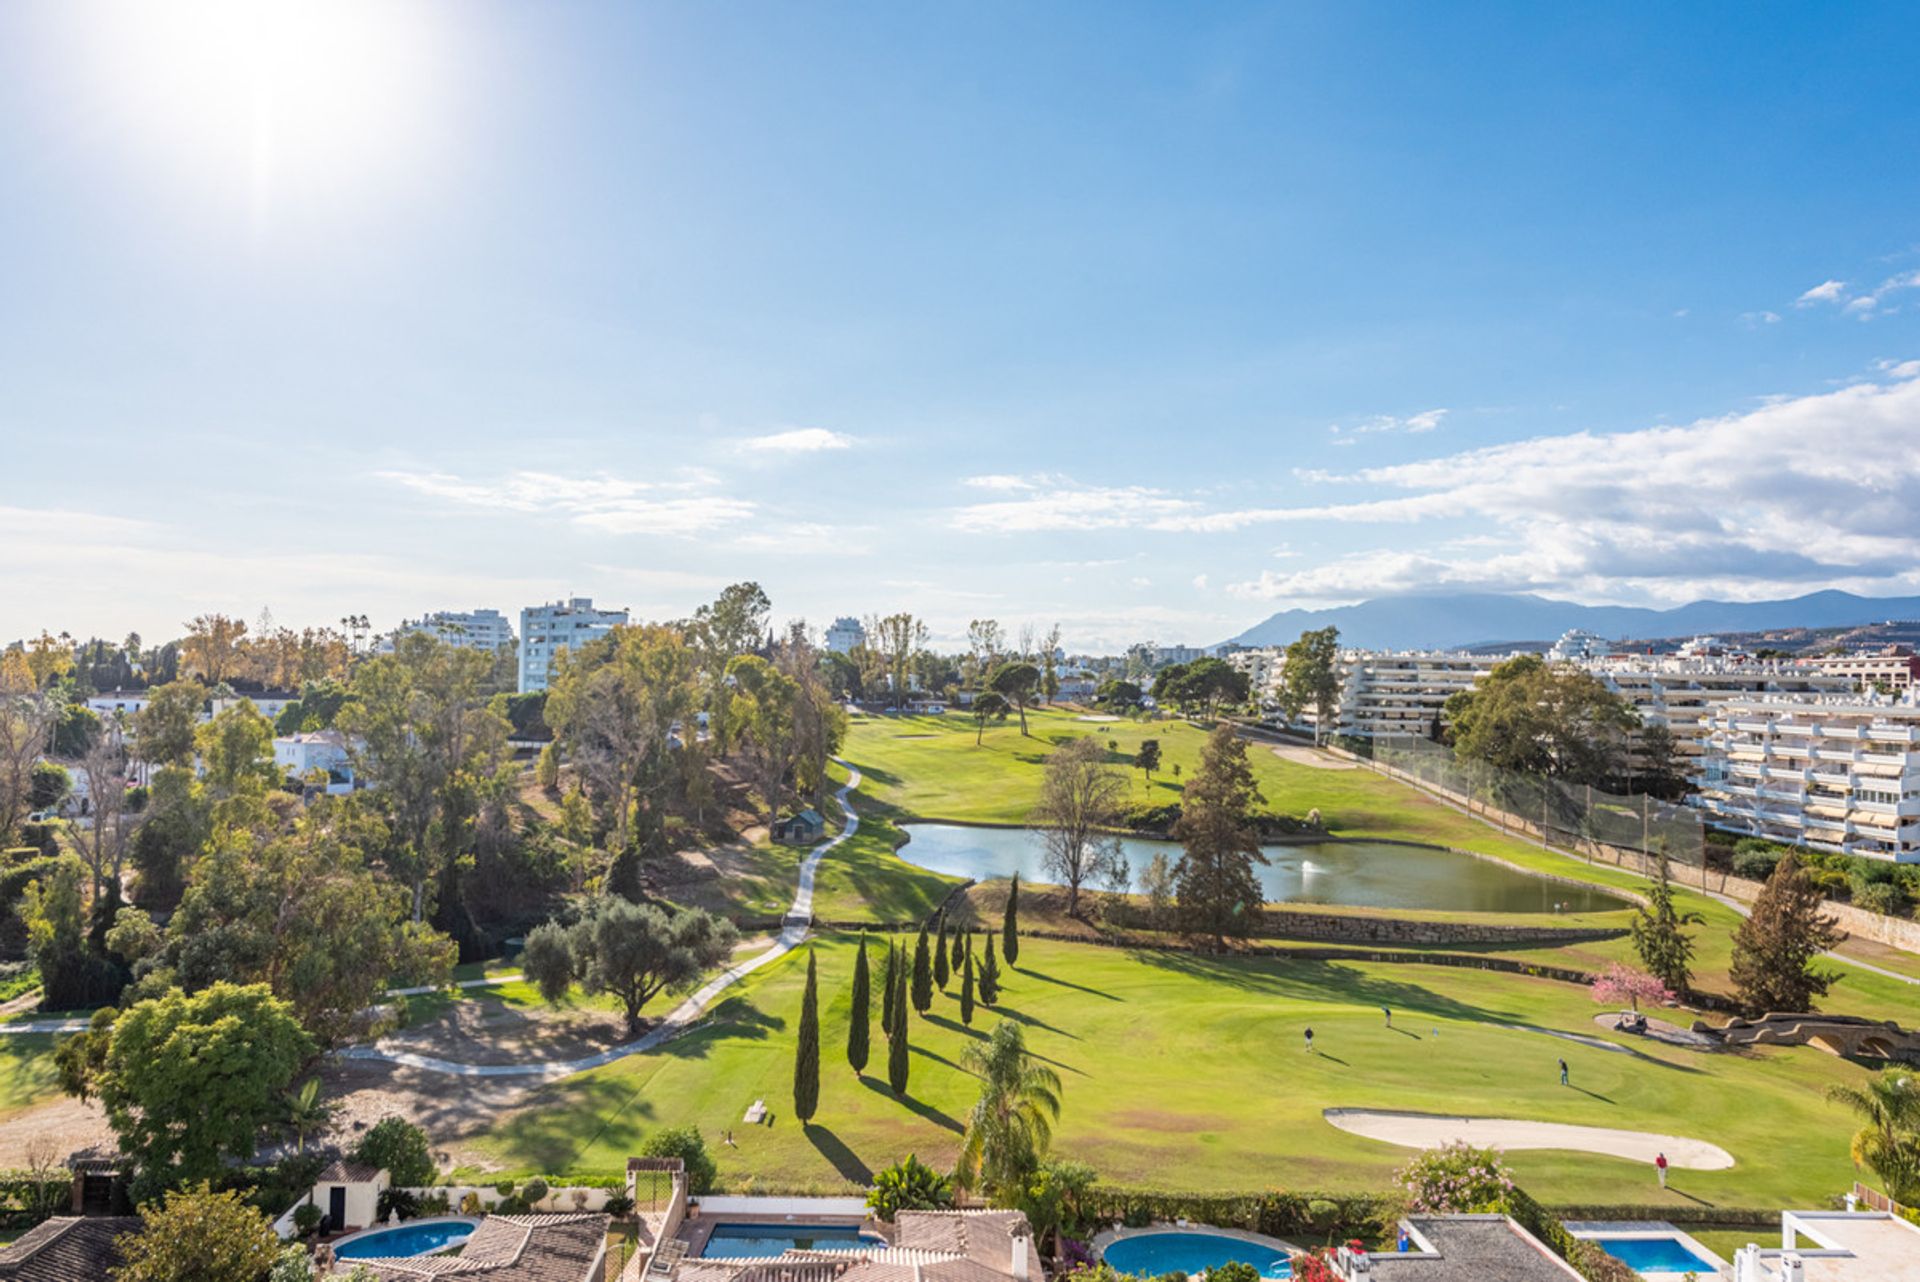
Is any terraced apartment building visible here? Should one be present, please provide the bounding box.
[1693,696,1920,863]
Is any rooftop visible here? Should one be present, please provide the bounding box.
[1344,1215,1582,1281]
[0,1216,139,1281]
[325,1213,610,1282]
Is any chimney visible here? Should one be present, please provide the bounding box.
[1010,1232,1029,1282]
[1733,1244,1763,1282]
[1781,1253,1804,1282]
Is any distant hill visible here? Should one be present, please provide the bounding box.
[1225,590,1920,652]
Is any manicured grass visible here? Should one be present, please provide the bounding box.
[464,933,1873,1209]
[0,1034,64,1127]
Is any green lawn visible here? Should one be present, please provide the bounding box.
[463,932,1878,1209]
[0,1034,64,1127]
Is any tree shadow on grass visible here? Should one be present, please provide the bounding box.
[923,1013,987,1041]
[906,1043,977,1075]
[482,1075,661,1173]
[804,1122,873,1185]
[1126,950,1519,1027]
[1017,967,1123,1002]
[858,1075,964,1133]
[844,762,903,787]
[978,1003,1079,1040]
[656,999,784,1059]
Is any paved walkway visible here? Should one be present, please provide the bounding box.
[335,763,865,1079]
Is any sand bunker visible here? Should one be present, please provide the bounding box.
[1267,744,1357,770]
[1075,714,1121,722]
[1323,1108,1733,1170]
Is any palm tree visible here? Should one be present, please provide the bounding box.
[286,1078,332,1156]
[954,1021,1062,1200]
[1828,1072,1920,1203]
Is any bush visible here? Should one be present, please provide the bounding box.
[1210,1265,1259,1282]
[639,1125,717,1195]
[1851,880,1909,918]
[1397,1142,1513,1213]
[459,1192,483,1216]
[377,1188,419,1221]
[351,1116,436,1187]
[417,1192,450,1216]
[1807,868,1851,898]
[493,1179,516,1197]
[292,1203,323,1237]
[1732,850,1782,881]
[522,1177,549,1208]
[603,1193,635,1217]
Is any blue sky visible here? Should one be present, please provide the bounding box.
[3,1,1918,651]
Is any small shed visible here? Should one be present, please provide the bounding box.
[310,1161,389,1233]
[773,810,826,845]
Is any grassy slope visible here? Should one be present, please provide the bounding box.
[0,1034,62,1126]
[464,932,1872,1209]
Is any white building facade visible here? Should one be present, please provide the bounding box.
[1692,695,1920,862]
[824,617,866,654]
[392,608,514,652]
[518,598,629,693]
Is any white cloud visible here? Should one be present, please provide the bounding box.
[950,477,1199,533]
[738,427,854,454]
[1328,408,1449,440]
[1741,310,1782,327]
[1797,279,1848,305]
[1220,368,1920,605]
[962,474,1045,491]
[377,468,756,536]
[1191,573,1209,591]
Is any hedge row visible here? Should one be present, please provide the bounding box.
[1084,1188,1397,1240]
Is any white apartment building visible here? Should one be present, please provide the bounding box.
[1225,647,1280,697]
[824,616,866,654]
[1806,645,1920,693]
[391,608,514,652]
[518,598,629,693]
[1586,657,1856,768]
[1547,628,1617,661]
[274,730,358,795]
[1693,695,1920,862]
[1318,650,1500,738]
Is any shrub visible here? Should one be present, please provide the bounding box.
[416,1192,450,1216]
[269,1244,316,1282]
[376,1188,419,1221]
[458,1192,483,1216]
[292,1203,323,1237]
[351,1117,436,1188]
[522,1177,549,1208]
[639,1125,717,1195]
[603,1193,635,1217]
[867,1154,953,1221]
[493,1179,516,1197]
[1732,849,1782,881]
[1396,1142,1514,1213]
[1807,868,1851,898]
[1210,1265,1260,1282]
[1851,881,1909,918]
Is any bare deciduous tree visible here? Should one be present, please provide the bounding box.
[1028,737,1127,916]
[0,690,57,843]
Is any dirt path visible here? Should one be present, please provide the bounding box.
[1266,743,1357,770]
[1322,1107,1734,1169]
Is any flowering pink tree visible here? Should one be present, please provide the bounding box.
[1396,1142,1514,1213]
[1591,962,1674,1012]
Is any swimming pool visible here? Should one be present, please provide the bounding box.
[333,1217,480,1259]
[700,1223,887,1258]
[1101,1231,1294,1279]
[1590,1235,1722,1274]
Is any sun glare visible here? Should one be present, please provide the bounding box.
[58,0,450,235]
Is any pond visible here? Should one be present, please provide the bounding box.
[896,824,1627,913]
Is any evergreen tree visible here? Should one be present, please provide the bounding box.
[960,946,976,1026]
[980,933,1000,1007]
[880,940,897,1038]
[793,949,820,1123]
[887,960,910,1097]
[934,915,951,989]
[911,926,933,1013]
[1002,874,1021,966]
[950,924,965,971]
[1730,852,1843,1015]
[1630,856,1703,996]
[847,933,870,1074]
[1172,725,1269,946]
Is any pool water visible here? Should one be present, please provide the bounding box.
[701,1223,887,1258]
[898,824,1627,914]
[334,1219,479,1259]
[1102,1231,1294,1279]
[1592,1236,1720,1274]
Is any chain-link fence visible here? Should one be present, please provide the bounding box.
[1343,734,1711,885]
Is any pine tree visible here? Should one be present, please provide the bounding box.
[934,915,951,989]
[847,933,871,1074]
[793,948,820,1122]
[1631,856,1703,996]
[1002,873,1021,966]
[950,924,965,972]
[979,933,1000,1007]
[1730,852,1843,1015]
[911,926,933,1014]
[887,960,911,1097]
[1172,725,1269,947]
[960,946,975,1026]
[880,940,897,1038]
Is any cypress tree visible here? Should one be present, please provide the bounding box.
[880,940,897,1037]
[847,933,870,1074]
[933,915,951,989]
[1003,873,1021,966]
[793,948,820,1122]
[887,961,910,1097]
[911,927,933,1013]
[1630,856,1703,997]
[960,946,975,1026]
[950,923,965,971]
[979,933,1000,1007]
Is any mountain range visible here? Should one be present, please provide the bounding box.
[1225,590,1920,652]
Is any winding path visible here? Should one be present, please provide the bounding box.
[335,763,865,1079]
